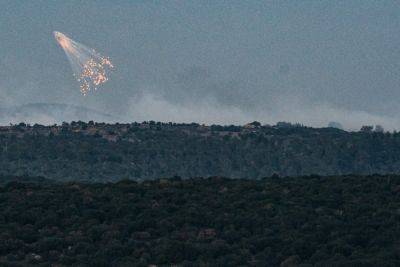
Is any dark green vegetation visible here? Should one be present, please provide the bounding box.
[0,121,399,182]
[1,175,400,266]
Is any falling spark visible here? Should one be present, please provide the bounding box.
[54,31,114,95]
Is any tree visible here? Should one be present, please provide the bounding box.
[360,125,373,133]
[374,125,384,133]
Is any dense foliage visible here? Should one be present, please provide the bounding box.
[0,122,399,181]
[1,175,400,266]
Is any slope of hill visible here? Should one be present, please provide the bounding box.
[0,175,399,266]
[0,121,398,181]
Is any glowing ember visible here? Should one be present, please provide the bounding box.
[54,31,114,95]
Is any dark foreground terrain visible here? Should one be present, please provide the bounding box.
[1,175,400,266]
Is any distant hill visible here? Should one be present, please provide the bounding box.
[0,121,398,181]
[0,103,117,125]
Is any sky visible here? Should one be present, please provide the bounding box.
[1,1,400,130]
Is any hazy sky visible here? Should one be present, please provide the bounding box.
[1,1,400,129]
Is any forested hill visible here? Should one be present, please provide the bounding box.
[1,175,400,266]
[0,121,398,181]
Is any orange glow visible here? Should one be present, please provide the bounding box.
[54,31,114,95]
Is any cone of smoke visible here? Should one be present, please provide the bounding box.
[54,31,114,95]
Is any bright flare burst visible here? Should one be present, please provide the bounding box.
[54,31,114,95]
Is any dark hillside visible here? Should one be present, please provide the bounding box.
[0,122,399,181]
[0,175,399,266]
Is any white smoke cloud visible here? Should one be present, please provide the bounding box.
[0,103,117,126]
[126,92,400,131]
[268,102,399,131]
[127,93,252,125]
[0,113,57,126]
